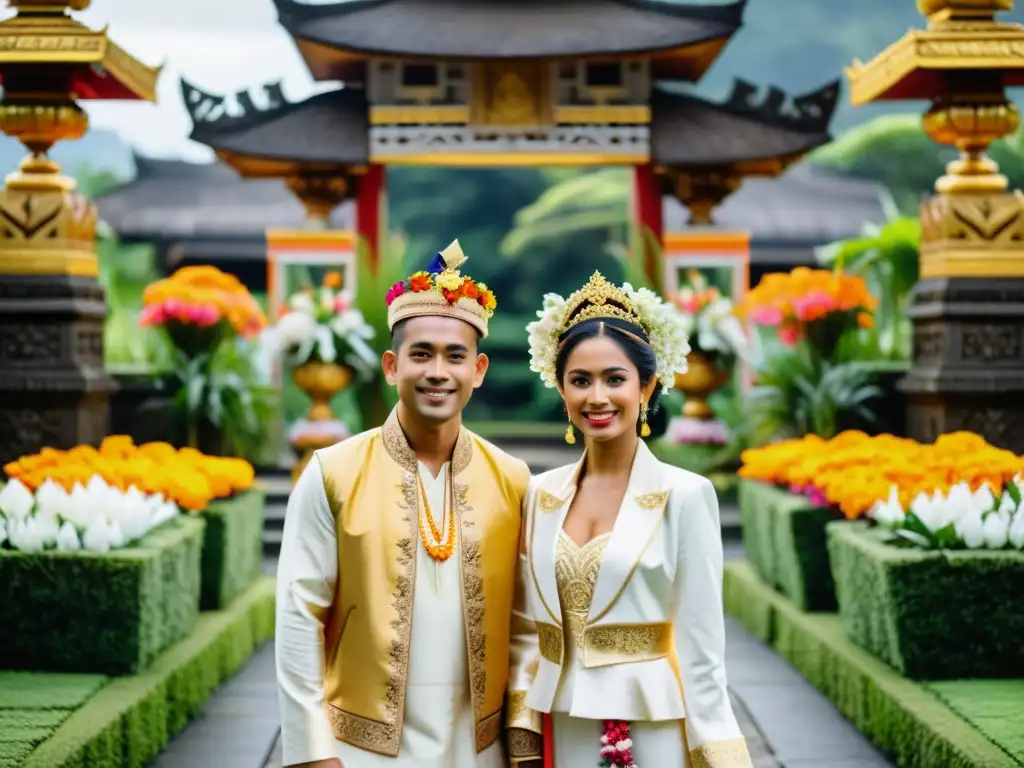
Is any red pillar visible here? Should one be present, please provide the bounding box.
[355,164,387,274]
[630,163,664,293]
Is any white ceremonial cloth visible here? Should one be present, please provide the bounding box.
[276,458,504,768]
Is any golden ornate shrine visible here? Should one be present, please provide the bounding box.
[847,0,1024,450]
[0,0,160,466]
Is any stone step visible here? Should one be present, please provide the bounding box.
[256,474,291,504]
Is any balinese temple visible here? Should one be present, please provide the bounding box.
[177,0,846,288]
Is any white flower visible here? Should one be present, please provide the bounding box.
[909,489,958,534]
[277,311,319,348]
[0,517,6,546]
[33,509,60,549]
[526,293,570,389]
[1008,510,1024,550]
[82,517,114,554]
[0,479,34,520]
[956,508,986,549]
[7,517,45,553]
[35,479,70,521]
[65,483,95,529]
[615,738,633,751]
[118,487,151,543]
[982,509,1010,549]
[56,521,81,552]
[868,486,905,527]
[288,292,315,314]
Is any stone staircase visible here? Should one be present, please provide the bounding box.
[256,435,741,555]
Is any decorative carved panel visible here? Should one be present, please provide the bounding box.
[0,324,62,362]
[960,323,1022,362]
[473,62,550,127]
[0,407,63,465]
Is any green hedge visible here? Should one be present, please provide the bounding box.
[1,577,276,768]
[0,515,204,676]
[724,560,1024,768]
[739,479,839,611]
[200,488,266,610]
[828,522,1024,680]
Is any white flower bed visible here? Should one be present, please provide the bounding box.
[0,476,180,554]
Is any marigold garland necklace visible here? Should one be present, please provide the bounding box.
[417,470,456,562]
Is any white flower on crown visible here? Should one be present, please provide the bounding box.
[527,282,691,393]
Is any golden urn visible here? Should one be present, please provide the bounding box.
[673,351,730,420]
[289,362,354,482]
[293,361,354,422]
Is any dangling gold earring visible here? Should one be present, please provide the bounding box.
[565,419,576,445]
[640,401,651,438]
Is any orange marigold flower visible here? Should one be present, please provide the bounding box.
[324,271,343,288]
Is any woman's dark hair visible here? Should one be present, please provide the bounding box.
[554,315,667,440]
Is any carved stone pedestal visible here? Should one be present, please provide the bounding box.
[901,277,1024,453]
[0,275,115,467]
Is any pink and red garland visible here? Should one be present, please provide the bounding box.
[600,720,637,767]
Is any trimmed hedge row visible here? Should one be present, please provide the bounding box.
[0,516,204,675]
[724,560,1024,768]
[3,577,276,768]
[739,479,839,611]
[828,522,1024,680]
[200,488,266,610]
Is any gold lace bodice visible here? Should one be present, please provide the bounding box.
[555,531,610,649]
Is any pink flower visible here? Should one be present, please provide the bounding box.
[333,296,349,313]
[749,305,784,326]
[792,289,839,322]
[139,304,166,327]
[777,324,802,347]
[385,282,406,306]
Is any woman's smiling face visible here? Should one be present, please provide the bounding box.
[561,335,643,443]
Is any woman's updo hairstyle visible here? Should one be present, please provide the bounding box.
[554,300,667,439]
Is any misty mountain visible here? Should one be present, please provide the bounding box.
[0,128,135,181]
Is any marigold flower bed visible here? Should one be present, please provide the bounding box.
[739,431,1024,520]
[3,435,255,513]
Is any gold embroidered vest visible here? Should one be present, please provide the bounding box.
[315,408,530,757]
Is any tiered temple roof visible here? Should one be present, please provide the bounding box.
[651,79,838,166]
[275,0,745,80]
[183,83,369,173]
[182,78,835,169]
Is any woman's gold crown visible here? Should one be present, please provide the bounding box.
[563,271,645,334]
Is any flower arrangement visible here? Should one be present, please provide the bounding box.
[2,435,255,514]
[672,269,747,358]
[385,269,498,313]
[600,720,636,767]
[739,431,1024,520]
[270,271,377,372]
[0,475,179,554]
[735,267,876,349]
[141,265,267,354]
[868,479,1024,550]
[528,280,691,392]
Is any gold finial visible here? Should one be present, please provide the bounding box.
[440,239,467,271]
[563,271,644,332]
[8,0,91,11]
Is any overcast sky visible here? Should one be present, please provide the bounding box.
[78,0,334,160]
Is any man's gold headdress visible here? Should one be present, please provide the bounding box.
[385,240,497,338]
[526,271,691,392]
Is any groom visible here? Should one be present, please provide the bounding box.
[275,241,535,767]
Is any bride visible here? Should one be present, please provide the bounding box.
[505,273,752,767]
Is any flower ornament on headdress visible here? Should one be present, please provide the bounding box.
[527,271,691,392]
[385,239,498,338]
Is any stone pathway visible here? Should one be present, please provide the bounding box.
[150,559,892,768]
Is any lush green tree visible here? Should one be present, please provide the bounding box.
[809,114,1024,213]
